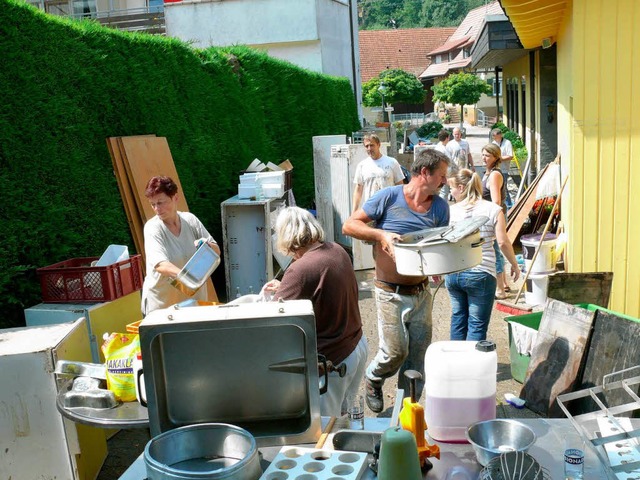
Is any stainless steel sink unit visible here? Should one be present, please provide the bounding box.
[139,300,322,446]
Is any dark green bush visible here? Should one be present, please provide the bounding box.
[416,121,445,140]
[0,0,360,327]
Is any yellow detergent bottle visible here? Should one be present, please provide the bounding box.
[399,370,440,469]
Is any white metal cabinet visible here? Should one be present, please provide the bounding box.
[221,194,288,300]
[24,290,142,363]
[329,144,378,270]
[312,134,347,242]
[0,319,107,480]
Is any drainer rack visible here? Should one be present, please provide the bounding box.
[557,365,640,479]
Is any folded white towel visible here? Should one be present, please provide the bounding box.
[510,322,538,356]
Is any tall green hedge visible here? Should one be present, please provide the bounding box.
[0,0,360,327]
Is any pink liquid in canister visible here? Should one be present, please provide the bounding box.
[425,395,496,443]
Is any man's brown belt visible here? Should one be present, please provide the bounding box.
[374,278,429,295]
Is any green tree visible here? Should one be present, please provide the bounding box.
[421,0,468,27]
[358,0,487,30]
[431,72,492,129]
[362,69,426,110]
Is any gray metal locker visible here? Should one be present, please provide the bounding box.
[221,195,288,300]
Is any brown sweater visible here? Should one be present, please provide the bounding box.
[276,242,363,364]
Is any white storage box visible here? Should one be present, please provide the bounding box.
[262,183,284,198]
[238,184,256,199]
[240,171,285,187]
[95,244,129,266]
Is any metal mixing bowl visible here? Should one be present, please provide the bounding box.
[144,423,261,480]
[466,419,537,467]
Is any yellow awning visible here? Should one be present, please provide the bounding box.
[500,0,568,49]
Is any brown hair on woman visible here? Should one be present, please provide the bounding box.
[144,176,178,198]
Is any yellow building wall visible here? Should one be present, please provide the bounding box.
[502,56,528,133]
[566,0,640,316]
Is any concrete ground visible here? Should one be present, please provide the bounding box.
[97,123,536,477]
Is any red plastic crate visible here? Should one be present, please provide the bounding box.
[37,254,143,303]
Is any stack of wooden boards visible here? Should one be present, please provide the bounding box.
[519,294,640,418]
[506,163,551,244]
[106,134,217,301]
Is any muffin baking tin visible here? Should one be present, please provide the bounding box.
[260,446,368,480]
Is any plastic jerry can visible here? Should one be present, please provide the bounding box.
[424,340,497,442]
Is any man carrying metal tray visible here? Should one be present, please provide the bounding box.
[343,149,450,413]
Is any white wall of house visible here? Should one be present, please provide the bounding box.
[165,0,362,120]
[252,41,323,72]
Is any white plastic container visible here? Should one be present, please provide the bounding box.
[525,272,550,306]
[521,233,557,274]
[424,341,497,442]
[95,244,129,266]
[238,184,255,199]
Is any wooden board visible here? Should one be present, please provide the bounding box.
[520,299,596,417]
[574,308,640,415]
[106,136,148,258]
[116,137,147,257]
[118,136,189,223]
[506,166,551,244]
[547,271,613,308]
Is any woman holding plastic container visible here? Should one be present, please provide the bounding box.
[141,175,220,315]
[263,207,368,417]
[445,169,519,340]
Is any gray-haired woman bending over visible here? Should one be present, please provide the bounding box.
[263,207,368,417]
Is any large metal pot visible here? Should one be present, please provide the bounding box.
[144,423,262,480]
[394,217,489,276]
[170,242,220,296]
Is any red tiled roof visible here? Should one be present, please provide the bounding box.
[427,36,470,56]
[448,1,504,43]
[420,0,504,79]
[358,27,456,82]
[420,62,451,78]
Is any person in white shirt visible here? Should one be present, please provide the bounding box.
[141,176,220,315]
[435,130,457,200]
[447,126,475,171]
[434,129,451,159]
[491,128,514,175]
[352,134,404,213]
[491,128,514,209]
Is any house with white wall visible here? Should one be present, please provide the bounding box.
[164,0,362,119]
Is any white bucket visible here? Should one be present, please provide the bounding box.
[524,272,550,306]
[521,233,557,274]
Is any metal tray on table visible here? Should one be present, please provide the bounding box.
[557,365,640,479]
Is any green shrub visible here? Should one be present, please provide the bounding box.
[0,1,360,327]
[416,121,444,140]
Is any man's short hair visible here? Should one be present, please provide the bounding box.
[411,148,449,176]
[438,129,450,142]
[363,133,381,145]
[491,128,503,137]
